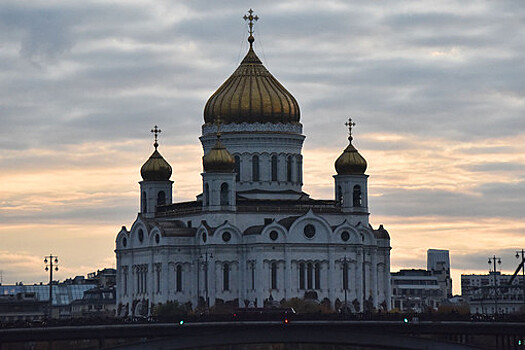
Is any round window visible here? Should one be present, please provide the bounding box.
[222,231,231,242]
[269,230,278,241]
[138,229,144,242]
[202,232,207,243]
[341,231,350,242]
[122,237,127,247]
[304,224,316,239]
[155,234,160,244]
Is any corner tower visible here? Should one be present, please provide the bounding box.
[334,118,369,214]
[200,10,305,200]
[139,125,173,217]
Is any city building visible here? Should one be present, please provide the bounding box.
[391,269,442,312]
[461,272,525,314]
[0,292,47,323]
[71,287,116,318]
[115,12,392,317]
[0,282,96,319]
[427,249,452,298]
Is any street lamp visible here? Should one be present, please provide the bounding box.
[44,254,59,318]
[516,250,525,305]
[488,255,501,315]
[200,251,212,312]
[341,256,349,315]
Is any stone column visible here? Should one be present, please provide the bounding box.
[209,257,216,307]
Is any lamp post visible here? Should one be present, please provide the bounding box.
[341,256,349,315]
[516,250,525,305]
[200,251,212,312]
[488,255,501,315]
[44,254,59,318]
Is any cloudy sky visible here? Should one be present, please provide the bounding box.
[1,1,524,294]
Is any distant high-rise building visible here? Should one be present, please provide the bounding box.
[427,249,452,298]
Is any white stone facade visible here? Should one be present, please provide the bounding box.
[115,120,392,317]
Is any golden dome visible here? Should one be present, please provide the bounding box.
[141,143,172,181]
[202,137,235,173]
[335,136,367,175]
[204,43,300,125]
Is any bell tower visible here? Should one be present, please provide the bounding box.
[333,118,369,214]
[139,125,173,217]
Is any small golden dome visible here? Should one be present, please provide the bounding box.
[141,143,172,181]
[202,137,235,173]
[335,136,367,175]
[204,44,300,125]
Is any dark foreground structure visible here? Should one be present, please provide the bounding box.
[2,320,525,350]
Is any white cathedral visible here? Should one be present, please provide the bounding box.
[115,12,391,316]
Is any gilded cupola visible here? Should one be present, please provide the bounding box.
[203,10,300,125]
[141,126,173,181]
[202,122,235,173]
[335,118,367,175]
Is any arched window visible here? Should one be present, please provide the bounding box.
[142,192,147,212]
[337,186,343,206]
[343,261,349,290]
[252,155,259,181]
[271,155,278,181]
[353,185,362,207]
[220,183,229,205]
[271,262,277,290]
[307,263,313,289]
[204,184,210,207]
[223,263,230,291]
[176,265,182,292]
[299,263,305,290]
[286,156,292,182]
[234,155,240,181]
[315,263,321,290]
[157,191,166,206]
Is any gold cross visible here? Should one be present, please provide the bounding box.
[345,118,355,137]
[243,9,259,47]
[151,125,161,147]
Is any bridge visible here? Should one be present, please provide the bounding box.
[1,320,525,349]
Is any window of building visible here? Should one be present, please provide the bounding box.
[271,262,277,290]
[353,185,362,207]
[234,155,240,181]
[271,155,278,181]
[156,265,161,293]
[307,263,313,289]
[251,262,255,291]
[157,191,166,206]
[286,156,292,182]
[343,261,349,290]
[337,186,343,206]
[297,156,302,184]
[252,155,259,181]
[223,263,230,291]
[315,263,320,290]
[299,263,305,289]
[176,265,182,292]
[220,183,229,205]
[142,192,147,212]
[204,184,209,206]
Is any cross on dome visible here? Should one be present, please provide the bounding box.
[243,9,259,47]
[345,118,356,140]
[151,125,161,149]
